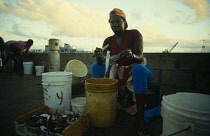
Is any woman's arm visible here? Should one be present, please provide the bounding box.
[132,35,144,63]
[119,35,144,63]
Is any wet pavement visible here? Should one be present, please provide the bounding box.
[0,73,162,136]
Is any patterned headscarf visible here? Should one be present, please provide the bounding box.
[109,8,128,29]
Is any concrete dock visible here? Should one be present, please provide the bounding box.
[0,73,162,136]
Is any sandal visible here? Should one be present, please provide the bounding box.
[137,124,151,136]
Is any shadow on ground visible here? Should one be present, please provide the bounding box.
[0,73,162,136]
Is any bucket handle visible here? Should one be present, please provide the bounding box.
[73,105,83,114]
[167,126,191,136]
[43,84,50,100]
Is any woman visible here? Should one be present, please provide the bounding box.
[92,8,153,136]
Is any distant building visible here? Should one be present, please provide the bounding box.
[43,45,50,53]
[59,43,76,53]
[43,43,78,53]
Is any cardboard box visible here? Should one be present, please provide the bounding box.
[15,106,90,136]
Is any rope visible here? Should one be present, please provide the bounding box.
[73,105,82,114]
[168,126,191,136]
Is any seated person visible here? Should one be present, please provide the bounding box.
[92,8,154,136]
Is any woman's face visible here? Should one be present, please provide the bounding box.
[109,16,125,35]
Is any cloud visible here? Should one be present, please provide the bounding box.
[175,0,210,23]
[0,0,112,38]
[169,10,198,24]
[132,21,208,52]
[137,21,175,46]
[0,32,3,37]
[10,24,31,38]
[159,0,210,23]
[204,39,210,43]
[130,10,142,20]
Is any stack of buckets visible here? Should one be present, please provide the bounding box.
[65,59,88,114]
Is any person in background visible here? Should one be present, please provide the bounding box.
[92,8,154,136]
[0,39,33,75]
[0,37,4,50]
[0,37,5,67]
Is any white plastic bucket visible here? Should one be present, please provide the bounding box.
[35,66,45,76]
[23,61,33,75]
[161,92,210,136]
[64,59,87,85]
[42,72,72,111]
[71,97,86,115]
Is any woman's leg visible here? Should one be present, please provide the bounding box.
[132,64,154,135]
[132,64,154,95]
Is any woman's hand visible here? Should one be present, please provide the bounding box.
[119,49,134,60]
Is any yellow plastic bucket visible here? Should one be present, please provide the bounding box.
[85,78,118,127]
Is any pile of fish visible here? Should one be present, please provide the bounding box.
[23,112,80,134]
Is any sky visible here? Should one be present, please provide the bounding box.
[0,0,210,53]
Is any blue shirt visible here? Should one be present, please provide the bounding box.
[92,63,112,78]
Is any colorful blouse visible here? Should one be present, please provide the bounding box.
[103,29,142,66]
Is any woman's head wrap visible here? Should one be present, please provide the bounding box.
[109,8,128,29]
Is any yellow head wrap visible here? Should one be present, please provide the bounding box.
[109,8,126,19]
[109,8,128,29]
